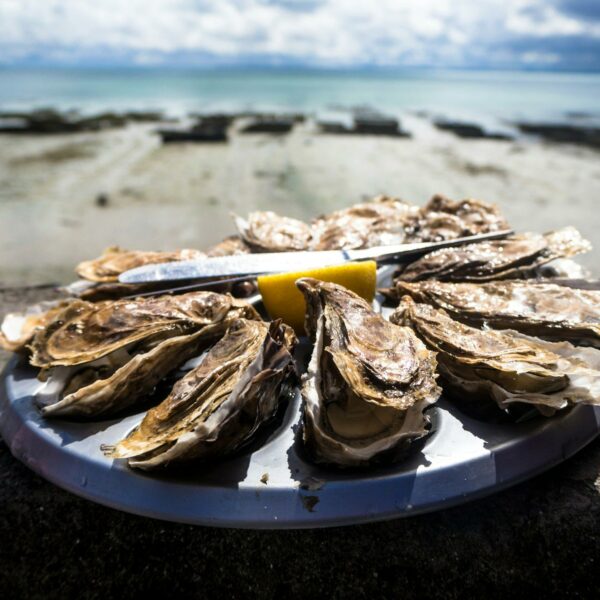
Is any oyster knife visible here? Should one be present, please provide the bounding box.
[118,229,513,284]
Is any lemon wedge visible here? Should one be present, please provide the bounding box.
[257,260,377,334]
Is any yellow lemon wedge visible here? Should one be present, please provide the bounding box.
[257,260,377,334]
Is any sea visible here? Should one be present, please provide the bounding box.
[1,67,599,127]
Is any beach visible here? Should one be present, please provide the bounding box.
[2,113,599,286]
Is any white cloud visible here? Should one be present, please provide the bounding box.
[0,0,598,68]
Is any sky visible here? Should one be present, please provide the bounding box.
[0,0,599,71]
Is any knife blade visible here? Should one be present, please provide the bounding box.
[118,229,514,284]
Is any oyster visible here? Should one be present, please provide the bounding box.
[392,297,600,417]
[388,280,600,348]
[233,195,510,254]
[0,300,72,353]
[205,235,251,257]
[234,211,313,252]
[310,196,419,250]
[297,278,440,467]
[412,194,510,242]
[76,246,205,282]
[395,227,590,282]
[103,319,297,469]
[38,327,223,418]
[30,291,260,368]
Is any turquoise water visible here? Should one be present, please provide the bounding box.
[1,67,599,123]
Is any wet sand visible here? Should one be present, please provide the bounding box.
[1,116,600,285]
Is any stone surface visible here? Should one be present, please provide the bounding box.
[1,287,600,598]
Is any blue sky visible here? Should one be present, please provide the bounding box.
[1,0,599,70]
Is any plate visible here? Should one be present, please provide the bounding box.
[1,268,599,528]
[2,357,599,528]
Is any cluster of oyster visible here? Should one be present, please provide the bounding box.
[235,194,510,252]
[2,193,600,471]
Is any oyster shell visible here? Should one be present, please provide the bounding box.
[412,194,510,242]
[103,319,297,469]
[392,297,600,417]
[0,300,72,353]
[234,211,313,252]
[297,278,440,467]
[30,291,260,368]
[38,326,228,419]
[395,227,590,283]
[205,235,251,257]
[76,246,205,282]
[232,194,510,254]
[310,196,419,250]
[387,280,600,348]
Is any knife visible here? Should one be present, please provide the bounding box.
[118,229,514,284]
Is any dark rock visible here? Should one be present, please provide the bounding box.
[317,120,351,134]
[0,109,82,134]
[434,120,513,141]
[516,122,600,149]
[353,116,410,137]
[240,117,295,134]
[0,109,165,135]
[318,116,410,138]
[122,110,165,122]
[157,116,229,143]
[95,193,109,208]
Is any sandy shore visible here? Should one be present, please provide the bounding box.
[1,116,599,285]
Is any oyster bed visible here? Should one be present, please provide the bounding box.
[2,194,600,526]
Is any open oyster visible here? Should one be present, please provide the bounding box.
[76,246,205,282]
[38,327,223,418]
[103,319,297,469]
[69,237,254,301]
[0,300,72,353]
[310,196,419,250]
[412,194,510,242]
[387,280,600,348]
[234,211,313,252]
[297,278,440,467]
[395,227,590,282]
[30,291,259,368]
[33,292,259,418]
[392,297,600,417]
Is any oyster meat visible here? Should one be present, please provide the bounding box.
[395,227,590,283]
[392,297,600,417]
[76,246,205,282]
[388,280,600,348]
[310,196,419,250]
[234,211,313,252]
[297,278,440,467]
[103,319,297,469]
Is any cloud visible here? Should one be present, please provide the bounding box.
[0,0,598,69]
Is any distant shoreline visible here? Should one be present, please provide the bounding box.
[1,107,599,149]
[1,68,599,126]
